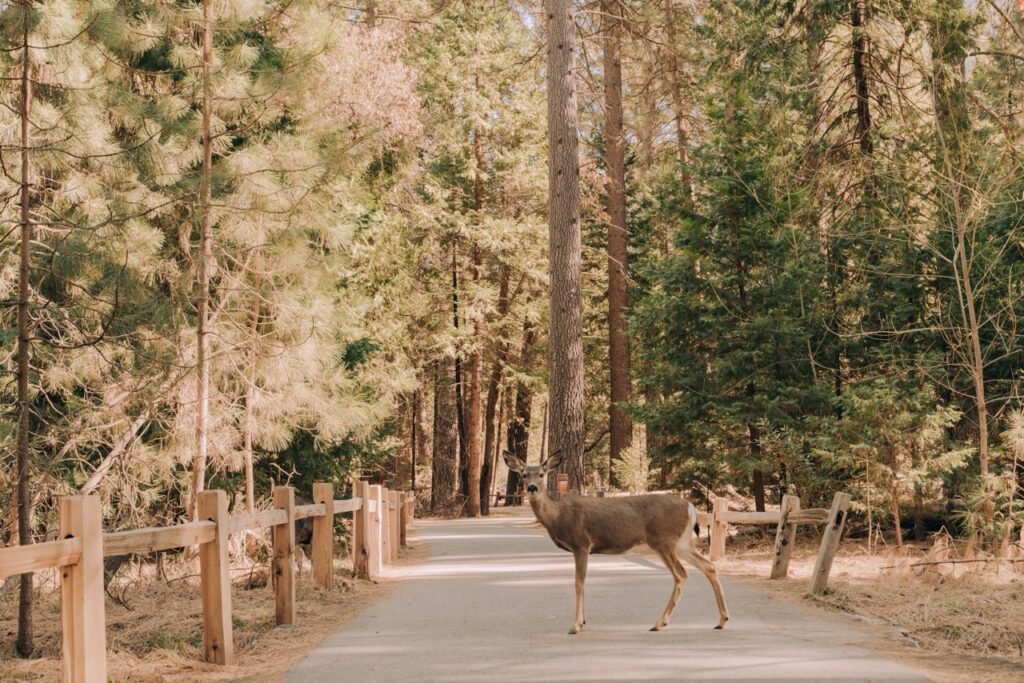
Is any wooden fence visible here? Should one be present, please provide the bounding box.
[0,480,415,683]
[696,491,852,595]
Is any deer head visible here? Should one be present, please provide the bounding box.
[503,450,563,496]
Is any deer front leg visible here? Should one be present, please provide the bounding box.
[652,549,687,631]
[569,549,588,634]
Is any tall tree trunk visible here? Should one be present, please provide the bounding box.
[546,0,586,492]
[851,1,873,157]
[432,357,459,512]
[887,443,903,547]
[480,268,512,514]
[243,294,260,514]
[411,388,419,495]
[663,0,694,205]
[15,14,34,657]
[452,244,469,501]
[603,0,632,489]
[191,0,214,520]
[466,298,483,516]
[505,321,537,504]
[465,114,486,517]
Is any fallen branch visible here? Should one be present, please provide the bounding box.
[881,557,1024,570]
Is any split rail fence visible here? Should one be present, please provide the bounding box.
[696,491,852,595]
[0,480,415,683]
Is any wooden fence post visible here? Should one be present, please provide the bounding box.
[354,480,370,579]
[312,482,334,590]
[59,495,107,683]
[399,493,408,547]
[770,494,801,580]
[809,492,852,596]
[367,484,384,578]
[197,490,234,664]
[380,487,392,566]
[388,491,400,562]
[710,497,728,561]
[272,486,296,624]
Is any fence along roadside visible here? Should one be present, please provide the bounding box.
[0,481,413,683]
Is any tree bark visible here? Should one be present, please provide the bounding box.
[851,1,873,157]
[546,0,586,492]
[191,0,214,520]
[465,113,486,517]
[452,244,469,501]
[480,267,512,514]
[505,321,537,504]
[432,357,459,512]
[15,13,34,657]
[603,0,632,489]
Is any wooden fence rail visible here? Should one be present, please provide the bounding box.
[702,491,851,596]
[0,481,413,683]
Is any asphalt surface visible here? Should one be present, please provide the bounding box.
[285,510,931,682]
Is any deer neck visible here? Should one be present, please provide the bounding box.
[529,490,562,529]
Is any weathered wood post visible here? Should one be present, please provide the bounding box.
[399,493,409,547]
[380,487,392,566]
[809,492,852,596]
[388,490,400,562]
[770,494,801,579]
[272,486,296,624]
[367,484,384,578]
[710,497,728,561]
[197,490,234,664]
[59,495,107,682]
[354,480,370,578]
[312,482,334,589]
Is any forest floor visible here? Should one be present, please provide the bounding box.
[714,530,1024,682]
[0,542,423,682]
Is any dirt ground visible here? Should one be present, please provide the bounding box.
[0,546,421,682]
[714,531,1024,683]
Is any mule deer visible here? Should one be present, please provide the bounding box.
[504,450,729,634]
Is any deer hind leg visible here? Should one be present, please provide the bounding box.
[570,548,589,634]
[678,546,730,629]
[651,545,688,631]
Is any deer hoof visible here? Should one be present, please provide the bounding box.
[568,626,580,635]
[714,624,724,630]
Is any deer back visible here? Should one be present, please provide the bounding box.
[541,494,690,555]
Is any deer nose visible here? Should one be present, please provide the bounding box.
[526,483,538,493]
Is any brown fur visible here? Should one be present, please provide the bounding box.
[505,451,729,634]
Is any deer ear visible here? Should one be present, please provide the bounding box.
[502,450,526,473]
[540,450,564,473]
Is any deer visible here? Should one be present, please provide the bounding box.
[503,450,729,635]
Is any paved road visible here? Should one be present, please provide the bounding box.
[286,511,930,682]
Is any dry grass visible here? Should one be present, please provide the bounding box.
[0,549,394,682]
[716,531,1024,682]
